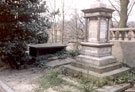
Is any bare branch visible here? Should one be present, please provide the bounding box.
[78,18,85,26]
[128,0,134,10]
[113,17,119,24]
[128,0,135,16]
[108,0,120,15]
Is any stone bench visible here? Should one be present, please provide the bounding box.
[29,43,66,57]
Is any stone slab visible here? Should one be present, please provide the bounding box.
[125,88,135,92]
[0,80,15,92]
[97,84,131,92]
[81,42,113,47]
[29,43,66,57]
[109,84,131,92]
[82,7,114,13]
[29,43,66,48]
[82,7,114,18]
[125,85,135,92]
[46,58,74,68]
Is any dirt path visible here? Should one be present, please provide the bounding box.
[0,68,44,92]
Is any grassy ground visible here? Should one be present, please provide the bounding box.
[35,67,135,92]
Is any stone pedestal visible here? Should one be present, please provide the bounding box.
[65,1,129,77]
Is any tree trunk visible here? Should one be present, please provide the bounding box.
[119,0,129,28]
[62,0,65,43]
[118,0,129,40]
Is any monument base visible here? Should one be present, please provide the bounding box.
[65,42,129,78]
[65,64,129,78]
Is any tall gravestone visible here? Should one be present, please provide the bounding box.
[65,1,129,77]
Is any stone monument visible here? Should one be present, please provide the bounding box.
[65,1,129,77]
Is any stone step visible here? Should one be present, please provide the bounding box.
[125,85,135,92]
[125,88,135,92]
[64,65,130,78]
[61,75,131,92]
[71,61,122,73]
[76,55,116,66]
[46,58,73,68]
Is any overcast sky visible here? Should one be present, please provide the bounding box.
[46,0,135,22]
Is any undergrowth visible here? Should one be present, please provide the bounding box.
[36,68,63,92]
[35,65,135,92]
[33,50,79,69]
[115,70,135,85]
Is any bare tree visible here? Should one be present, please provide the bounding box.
[61,0,65,43]
[67,11,85,43]
[109,0,135,28]
[119,0,129,28]
[46,0,60,43]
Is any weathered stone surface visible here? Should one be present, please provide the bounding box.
[71,61,121,73]
[88,20,99,42]
[81,42,113,47]
[82,8,114,19]
[125,88,135,92]
[80,42,113,57]
[29,43,66,57]
[100,19,108,42]
[0,80,15,92]
[80,46,112,57]
[97,84,131,92]
[125,85,135,92]
[65,65,129,77]
[87,18,108,43]
[46,58,74,68]
[112,41,135,68]
[76,55,116,66]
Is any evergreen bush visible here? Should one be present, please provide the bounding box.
[0,0,51,69]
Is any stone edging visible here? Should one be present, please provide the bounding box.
[0,80,15,92]
[97,83,132,92]
[61,76,132,92]
[110,84,131,92]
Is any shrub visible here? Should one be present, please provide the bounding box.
[0,0,51,69]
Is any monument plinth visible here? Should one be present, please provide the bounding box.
[79,7,115,66]
[65,1,129,77]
